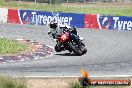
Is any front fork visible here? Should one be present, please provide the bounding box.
[56,39,66,51]
[57,39,73,53]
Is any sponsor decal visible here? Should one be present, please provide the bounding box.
[112,17,132,30]
[99,16,112,30]
[99,16,132,30]
[78,67,131,86]
[19,10,84,28]
[101,16,111,29]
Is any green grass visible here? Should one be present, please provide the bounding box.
[0,1,132,16]
[0,76,27,88]
[0,38,27,55]
[68,81,124,88]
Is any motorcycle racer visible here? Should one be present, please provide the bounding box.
[48,20,84,41]
[48,20,84,52]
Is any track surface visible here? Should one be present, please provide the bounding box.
[0,23,132,77]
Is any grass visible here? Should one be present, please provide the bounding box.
[0,76,27,88]
[0,38,27,55]
[0,1,132,16]
[68,81,124,88]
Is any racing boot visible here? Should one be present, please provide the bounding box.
[79,36,84,41]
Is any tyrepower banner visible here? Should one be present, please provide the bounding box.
[98,15,132,30]
[18,10,84,28]
[6,8,132,30]
[0,8,8,23]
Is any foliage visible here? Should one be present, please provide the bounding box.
[0,38,27,55]
[0,76,27,88]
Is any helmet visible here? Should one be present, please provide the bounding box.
[49,20,57,29]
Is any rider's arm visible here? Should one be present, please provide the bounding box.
[48,30,54,38]
[48,29,59,39]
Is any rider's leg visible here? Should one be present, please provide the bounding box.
[72,28,84,41]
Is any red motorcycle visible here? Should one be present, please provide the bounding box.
[55,30,87,56]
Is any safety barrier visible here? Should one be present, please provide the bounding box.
[0,8,8,23]
[0,8,132,30]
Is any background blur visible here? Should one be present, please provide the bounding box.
[3,0,132,4]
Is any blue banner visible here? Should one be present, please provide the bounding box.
[99,16,132,30]
[19,10,84,28]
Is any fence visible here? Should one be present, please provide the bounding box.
[3,0,132,4]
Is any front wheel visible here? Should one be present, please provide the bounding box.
[54,45,62,52]
[68,41,82,55]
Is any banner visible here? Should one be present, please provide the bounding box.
[5,8,132,30]
[98,15,132,30]
[0,8,8,23]
[18,10,85,28]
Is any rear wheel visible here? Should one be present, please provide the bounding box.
[82,48,87,54]
[68,40,82,55]
[81,42,87,54]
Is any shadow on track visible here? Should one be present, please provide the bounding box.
[54,53,79,56]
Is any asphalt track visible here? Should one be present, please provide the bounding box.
[0,23,132,77]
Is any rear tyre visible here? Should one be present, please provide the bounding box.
[68,41,82,56]
[82,48,87,54]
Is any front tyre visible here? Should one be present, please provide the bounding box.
[55,45,62,52]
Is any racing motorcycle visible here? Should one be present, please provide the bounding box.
[55,29,87,56]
